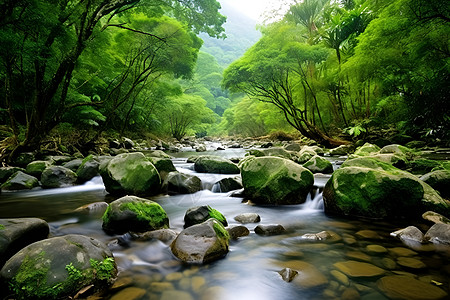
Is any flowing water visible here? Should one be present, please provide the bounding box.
[0,148,449,300]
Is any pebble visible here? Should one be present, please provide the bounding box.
[389,247,418,257]
[366,245,388,253]
[149,282,175,293]
[334,261,386,277]
[191,276,206,293]
[165,272,183,281]
[356,230,382,239]
[110,287,146,300]
[161,290,194,300]
[397,257,426,269]
[346,251,371,262]
[341,287,360,300]
[330,270,349,286]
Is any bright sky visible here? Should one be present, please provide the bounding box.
[222,0,279,21]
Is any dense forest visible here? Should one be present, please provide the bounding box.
[0,0,449,162]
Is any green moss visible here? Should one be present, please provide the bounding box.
[0,224,4,230]
[208,206,227,226]
[89,257,116,281]
[213,222,230,241]
[119,201,168,229]
[102,205,111,224]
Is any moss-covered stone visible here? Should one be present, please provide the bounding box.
[76,155,99,183]
[353,143,380,156]
[25,160,53,178]
[1,171,39,191]
[184,206,227,228]
[102,195,169,234]
[294,147,317,164]
[420,170,450,198]
[147,157,176,180]
[0,234,117,300]
[408,159,444,175]
[0,167,25,184]
[323,157,450,219]
[240,156,314,205]
[303,155,334,174]
[99,152,161,196]
[194,155,240,174]
[41,166,77,188]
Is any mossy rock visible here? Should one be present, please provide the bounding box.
[294,147,317,164]
[323,157,450,219]
[147,157,176,180]
[240,156,314,205]
[170,219,229,264]
[1,171,39,191]
[303,155,334,174]
[184,206,227,228]
[420,170,450,199]
[76,155,100,183]
[0,234,117,300]
[353,143,380,156]
[25,160,53,178]
[163,172,202,194]
[41,166,77,188]
[408,159,444,175]
[194,155,240,174]
[247,147,292,159]
[99,152,161,196]
[0,167,25,184]
[102,196,169,235]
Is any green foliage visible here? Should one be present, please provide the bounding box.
[89,257,116,281]
[213,222,230,240]
[119,201,169,229]
[207,206,227,225]
[0,224,4,230]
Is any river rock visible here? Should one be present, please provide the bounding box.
[0,167,25,183]
[301,231,341,242]
[41,166,77,188]
[62,159,83,172]
[212,177,243,193]
[390,226,424,243]
[130,229,178,244]
[122,137,135,149]
[13,152,35,167]
[227,225,250,239]
[396,257,426,269]
[1,171,39,191]
[25,160,53,178]
[145,150,171,159]
[102,196,169,235]
[388,247,418,257]
[240,156,314,205]
[276,260,328,288]
[184,206,227,228]
[278,268,298,282]
[111,287,146,300]
[170,219,229,264]
[424,223,450,245]
[234,213,261,224]
[294,146,317,164]
[377,275,448,300]
[329,145,353,156]
[303,155,334,174]
[0,234,117,300]
[76,155,99,183]
[420,170,450,198]
[254,224,286,236]
[99,152,161,196]
[323,157,450,219]
[163,172,202,194]
[194,155,240,174]
[285,143,302,152]
[196,144,207,152]
[0,218,49,268]
[353,143,380,156]
[147,157,176,180]
[422,211,450,224]
[333,261,385,277]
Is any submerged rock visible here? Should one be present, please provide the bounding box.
[323,157,450,219]
[41,166,77,188]
[254,224,286,236]
[275,260,328,288]
[424,223,450,245]
[234,213,261,224]
[99,152,161,196]
[1,171,39,191]
[334,261,385,278]
[0,218,49,268]
[0,234,117,300]
[390,226,424,243]
[170,219,230,264]
[102,196,169,235]
[194,155,240,174]
[377,275,448,300]
[240,156,314,205]
[184,206,227,228]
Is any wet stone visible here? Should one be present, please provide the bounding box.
[397,257,426,269]
[341,287,360,300]
[227,225,250,240]
[165,272,183,281]
[346,251,371,262]
[366,244,388,254]
[161,290,194,300]
[110,287,146,300]
[330,270,349,286]
[381,258,397,270]
[191,276,206,293]
[278,268,299,282]
[377,275,448,300]
[254,224,286,236]
[422,211,450,225]
[234,213,261,224]
[334,261,386,278]
[149,282,175,293]
[389,247,418,257]
[391,226,424,243]
[301,230,341,242]
[356,230,382,239]
[275,260,328,289]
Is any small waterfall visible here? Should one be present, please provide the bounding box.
[302,187,324,210]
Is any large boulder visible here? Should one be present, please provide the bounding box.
[102,196,169,235]
[0,218,49,268]
[194,155,240,174]
[0,234,117,300]
[303,155,334,174]
[323,157,450,219]
[163,172,202,194]
[184,206,227,228]
[41,166,77,188]
[212,177,243,193]
[240,156,314,205]
[0,167,25,184]
[420,170,450,199]
[99,152,161,196]
[147,157,177,180]
[247,147,292,159]
[76,155,100,183]
[353,143,380,156]
[424,223,450,245]
[294,147,317,164]
[1,171,39,191]
[170,219,229,264]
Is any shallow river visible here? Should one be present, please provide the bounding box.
[0,148,449,300]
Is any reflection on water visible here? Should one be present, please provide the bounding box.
[0,150,449,300]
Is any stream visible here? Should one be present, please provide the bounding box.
[0,147,449,300]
